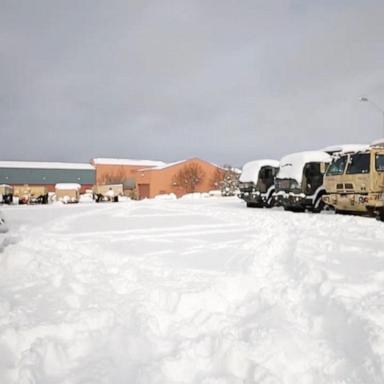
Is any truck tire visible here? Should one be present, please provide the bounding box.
[246,202,263,208]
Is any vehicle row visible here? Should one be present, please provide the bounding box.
[0,183,124,205]
[238,140,384,220]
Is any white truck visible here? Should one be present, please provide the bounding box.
[238,160,280,208]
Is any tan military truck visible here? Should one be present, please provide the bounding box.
[55,183,81,203]
[0,184,13,205]
[14,185,49,204]
[275,151,331,212]
[92,184,123,203]
[238,160,280,207]
[322,141,384,219]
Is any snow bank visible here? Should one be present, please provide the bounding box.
[55,183,81,190]
[277,151,331,183]
[239,159,279,183]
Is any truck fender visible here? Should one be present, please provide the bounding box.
[312,186,326,204]
[266,185,275,200]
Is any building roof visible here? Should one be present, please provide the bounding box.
[137,158,222,172]
[0,161,94,170]
[92,158,166,167]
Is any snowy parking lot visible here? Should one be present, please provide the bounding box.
[1,197,384,383]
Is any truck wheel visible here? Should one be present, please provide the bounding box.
[374,208,384,221]
[113,196,118,203]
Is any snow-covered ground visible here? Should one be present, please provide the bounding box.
[1,198,384,384]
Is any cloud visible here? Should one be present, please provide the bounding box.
[1,0,384,166]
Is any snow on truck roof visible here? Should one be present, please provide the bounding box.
[239,160,279,183]
[322,144,369,154]
[370,138,384,147]
[92,158,166,167]
[55,183,81,190]
[277,151,331,183]
[0,161,94,170]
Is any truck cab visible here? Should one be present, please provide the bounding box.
[322,142,384,219]
[238,160,279,208]
[275,151,331,212]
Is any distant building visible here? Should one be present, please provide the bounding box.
[0,161,95,192]
[136,158,222,199]
[90,158,166,194]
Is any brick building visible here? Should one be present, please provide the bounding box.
[136,158,222,199]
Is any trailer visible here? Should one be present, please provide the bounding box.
[14,185,49,205]
[0,184,13,205]
[55,183,81,203]
[92,184,123,203]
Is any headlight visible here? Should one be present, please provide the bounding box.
[291,182,299,189]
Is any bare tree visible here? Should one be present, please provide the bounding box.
[172,163,206,194]
[101,166,128,185]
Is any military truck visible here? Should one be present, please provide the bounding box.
[14,185,49,205]
[0,185,13,205]
[322,141,384,219]
[92,184,123,203]
[275,151,331,212]
[55,183,81,203]
[238,160,280,207]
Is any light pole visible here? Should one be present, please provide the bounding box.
[359,96,384,137]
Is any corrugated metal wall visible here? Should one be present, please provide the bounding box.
[0,168,95,185]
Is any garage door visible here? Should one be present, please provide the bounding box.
[138,184,150,199]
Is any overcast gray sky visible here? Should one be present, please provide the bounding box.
[1,0,384,166]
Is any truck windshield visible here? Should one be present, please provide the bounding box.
[376,154,384,172]
[346,153,370,174]
[326,156,347,176]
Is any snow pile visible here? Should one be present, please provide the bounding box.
[1,200,384,383]
[322,144,369,154]
[154,193,177,200]
[277,151,331,183]
[370,138,384,147]
[239,159,279,183]
[180,192,211,199]
[79,192,94,203]
[55,183,81,190]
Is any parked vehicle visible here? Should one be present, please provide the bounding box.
[0,184,13,205]
[322,140,384,219]
[239,160,279,207]
[275,151,331,212]
[0,210,8,233]
[13,185,49,205]
[92,184,123,203]
[55,183,81,203]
